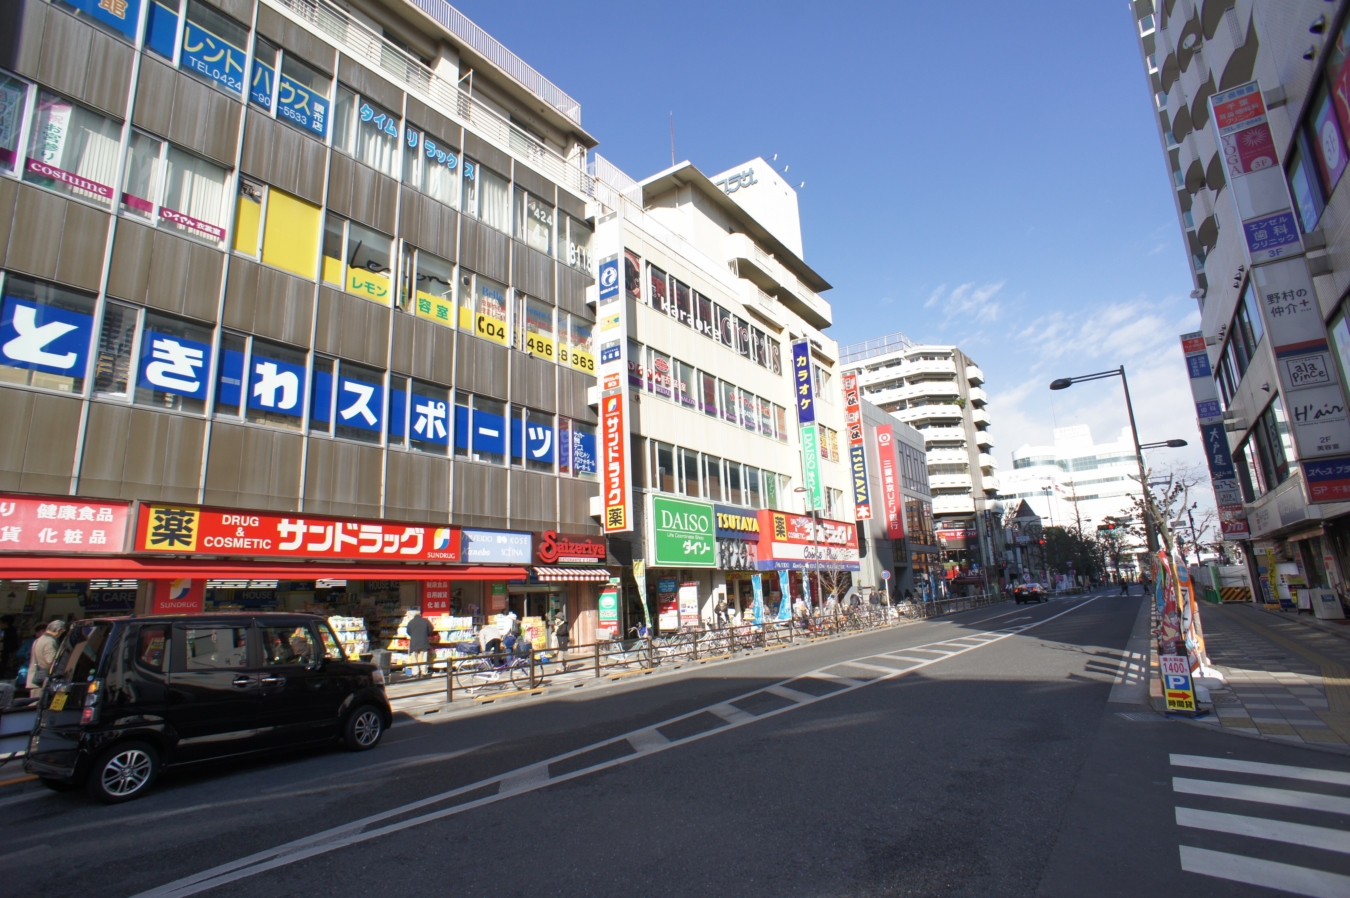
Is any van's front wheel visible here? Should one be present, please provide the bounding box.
[87,741,159,804]
[343,705,384,751]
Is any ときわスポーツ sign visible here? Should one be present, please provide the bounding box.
[135,504,461,562]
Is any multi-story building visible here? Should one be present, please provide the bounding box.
[841,333,998,577]
[1130,2,1350,602]
[856,397,936,600]
[585,156,853,633]
[0,0,616,642]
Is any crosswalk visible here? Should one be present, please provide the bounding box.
[1172,753,1350,896]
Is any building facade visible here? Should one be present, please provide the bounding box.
[854,397,936,600]
[840,333,999,584]
[0,0,619,644]
[1131,1,1350,604]
[584,155,854,632]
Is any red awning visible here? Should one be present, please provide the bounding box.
[0,556,528,581]
[532,566,612,582]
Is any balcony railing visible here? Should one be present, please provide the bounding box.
[841,331,914,364]
[265,0,592,198]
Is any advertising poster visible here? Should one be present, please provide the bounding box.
[657,577,679,631]
[678,582,700,627]
[842,372,872,520]
[1180,332,1248,537]
[632,560,650,628]
[0,494,128,553]
[422,580,451,615]
[597,581,620,639]
[875,426,905,541]
[1160,655,1197,713]
[751,574,764,626]
[777,569,791,620]
[800,423,824,511]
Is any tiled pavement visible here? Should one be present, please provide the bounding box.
[1189,601,1350,751]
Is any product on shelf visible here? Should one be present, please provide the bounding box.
[327,616,370,659]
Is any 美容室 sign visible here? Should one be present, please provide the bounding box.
[135,504,461,562]
[0,494,129,553]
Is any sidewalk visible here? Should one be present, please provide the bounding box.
[1184,601,1350,752]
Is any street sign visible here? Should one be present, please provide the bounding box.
[881,570,891,581]
[1160,655,1196,713]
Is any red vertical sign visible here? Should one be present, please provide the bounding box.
[875,426,905,541]
[600,374,629,533]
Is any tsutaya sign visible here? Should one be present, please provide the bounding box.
[1179,333,1249,538]
[1209,81,1350,504]
[595,210,634,533]
[842,373,872,520]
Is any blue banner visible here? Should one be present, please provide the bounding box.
[1199,422,1238,481]
[525,421,555,464]
[217,347,244,407]
[573,428,597,475]
[145,0,178,59]
[68,0,141,40]
[180,22,245,95]
[138,330,210,399]
[471,408,506,456]
[248,356,305,417]
[388,387,407,438]
[0,297,93,379]
[777,569,791,620]
[276,73,329,137]
[751,574,764,626]
[410,392,450,446]
[337,375,384,432]
[250,58,275,110]
[791,339,815,424]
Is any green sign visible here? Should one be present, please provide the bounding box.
[598,583,620,624]
[649,495,716,567]
[800,423,824,510]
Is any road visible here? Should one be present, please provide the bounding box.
[4,589,1350,897]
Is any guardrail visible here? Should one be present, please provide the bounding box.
[390,593,1007,704]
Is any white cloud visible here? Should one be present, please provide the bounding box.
[924,281,1005,323]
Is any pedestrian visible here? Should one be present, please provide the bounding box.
[26,620,64,692]
[0,614,16,677]
[714,598,729,628]
[553,614,571,655]
[1120,578,1130,596]
[404,610,433,678]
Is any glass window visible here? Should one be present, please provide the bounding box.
[412,250,456,328]
[627,340,645,391]
[1254,396,1292,488]
[700,372,718,417]
[726,462,743,505]
[1236,438,1264,501]
[815,365,833,401]
[516,189,554,255]
[704,455,723,501]
[774,405,787,441]
[675,359,695,410]
[681,448,700,497]
[734,315,750,357]
[0,75,28,176]
[184,627,249,669]
[388,374,408,448]
[333,88,399,176]
[1290,141,1325,234]
[144,0,180,61]
[672,279,692,327]
[569,420,597,479]
[232,178,263,256]
[523,297,556,362]
[261,189,321,280]
[93,301,137,399]
[509,404,526,466]
[309,356,335,433]
[746,468,761,507]
[24,92,121,207]
[453,392,469,458]
[720,381,738,425]
[247,339,306,429]
[161,146,229,242]
[214,332,246,416]
[649,350,672,400]
[1308,85,1347,197]
[473,275,509,345]
[478,166,509,232]
[322,214,345,286]
[751,326,768,367]
[180,0,248,95]
[403,126,459,207]
[763,469,778,509]
[260,625,316,665]
[249,37,277,110]
[135,625,169,672]
[524,408,555,472]
[715,304,733,346]
[624,249,640,300]
[569,317,594,375]
[334,360,385,444]
[136,311,212,414]
[121,131,162,221]
[653,441,675,492]
[461,157,478,218]
[471,395,507,465]
[405,379,452,456]
[276,54,331,139]
[649,265,669,314]
[567,217,594,274]
[694,292,714,339]
[742,392,758,432]
[344,222,394,306]
[0,275,95,394]
[758,396,772,437]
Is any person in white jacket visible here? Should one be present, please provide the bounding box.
[26,620,65,690]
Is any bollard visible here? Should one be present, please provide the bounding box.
[594,640,601,678]
[529,647,536,689]
[446,658,454,703]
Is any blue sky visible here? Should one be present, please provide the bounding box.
[450,0,1206,488]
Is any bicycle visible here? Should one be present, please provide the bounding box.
[605,627,654,670]
[898,601,925,622]
[451,642,540,692]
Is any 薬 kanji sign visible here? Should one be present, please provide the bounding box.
[0,494,129,553]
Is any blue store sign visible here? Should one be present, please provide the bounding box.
[461,529,532,564]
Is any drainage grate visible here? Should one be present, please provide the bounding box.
[1116,711,1167,722]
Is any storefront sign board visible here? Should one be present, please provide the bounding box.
[875,425,905,541]
[0,494,129,553]
[422,580,451,615]
[597,581,620,639]
[136,504,462,562]
[649,496,716,568]
[678,581,700,626]
[755,510,860,571]
[461,529,532,564]
[657,577,679,631]
[791,339,816,425]
[843,373,872,520]
[152,578,203,614]
[534,530,606,564]
[800,423,824,511]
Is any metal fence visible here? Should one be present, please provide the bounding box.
[390,593,1007,705]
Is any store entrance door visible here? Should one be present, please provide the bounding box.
[506,587,564,651]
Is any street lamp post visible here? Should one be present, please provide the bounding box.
[794,487,820,610]
[1049,367,1184,555]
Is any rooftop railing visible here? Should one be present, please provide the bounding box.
[841,332,915,364]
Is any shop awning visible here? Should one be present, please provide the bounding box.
[0,556,528,582]
[532,566,613,582]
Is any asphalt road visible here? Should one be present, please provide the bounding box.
[4,589,1350,897]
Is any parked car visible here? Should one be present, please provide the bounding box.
[25,613,391,803]
[1013,584,1046,604]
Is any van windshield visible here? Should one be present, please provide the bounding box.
[49,622,114,683]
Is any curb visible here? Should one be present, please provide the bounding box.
[1252,603,1350,643]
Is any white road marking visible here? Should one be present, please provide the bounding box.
[1172,778,1350,815]
[765,684,816,703]
[834,661,906,674]
[1176,807,1350,855]
[626,728,670,753]
[1171,754,1350,787]
[707,703,755,725]
[879,656,931,665]
[134,597,1104,898]
[1179,846,1350,898]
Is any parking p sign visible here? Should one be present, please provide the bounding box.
[1160,655,1196,713]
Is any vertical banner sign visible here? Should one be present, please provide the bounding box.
[1160,655,1197,713]
[800,424,824,511]
[842,373,872,520]
[875,425,906,541]
[792,339,823,511]
[1209,82,1350,504]
[421,580,451,615]
[632,559,650,629]
[597,580,620,640]
[595,234,633,532]
[1180,332,1248,538]
[751,573,764,626]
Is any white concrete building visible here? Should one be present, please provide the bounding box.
[1003,425,1145,537]
[840,334,996,527]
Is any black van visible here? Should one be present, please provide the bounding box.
[24,613,392,803]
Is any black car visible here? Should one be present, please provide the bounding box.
[25,613,392,803]
[1013,584,1046,604]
